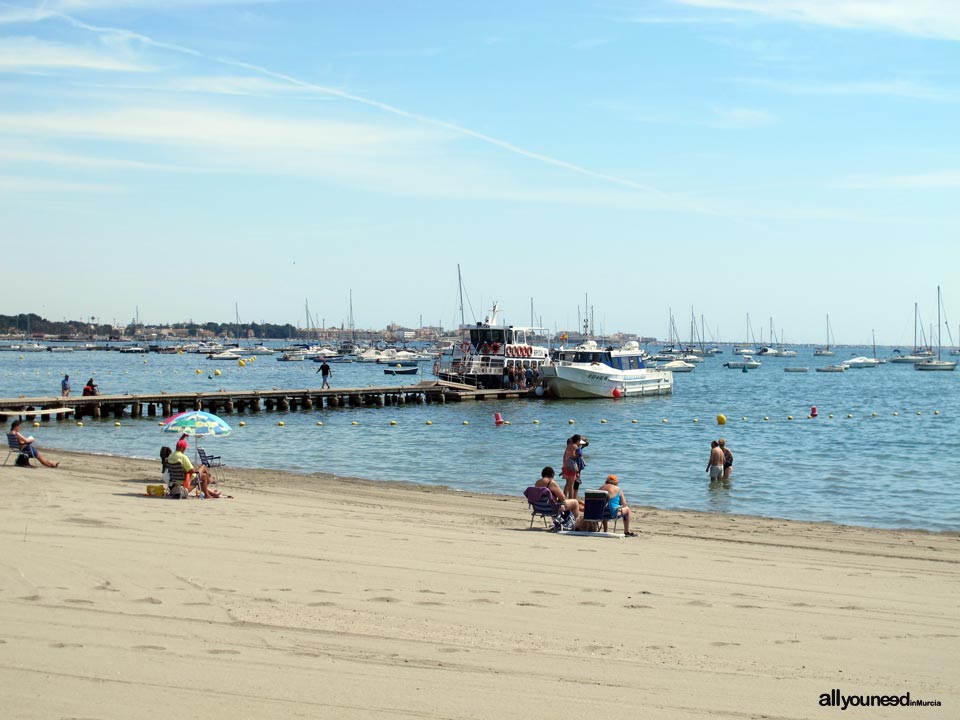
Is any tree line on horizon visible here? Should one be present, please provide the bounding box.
[0,314,298,339]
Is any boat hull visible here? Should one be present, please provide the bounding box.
[539,363,673,399]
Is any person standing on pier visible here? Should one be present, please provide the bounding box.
[317,360,332,389]
[61,374,71,397]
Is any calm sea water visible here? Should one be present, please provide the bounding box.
[2,347,958,532]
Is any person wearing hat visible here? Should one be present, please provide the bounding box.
[167,436,220,498]
[598,474,636,536]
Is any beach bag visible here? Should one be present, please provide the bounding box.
[552,509,575,533]
[168,483,188,499]
[15,453,31,467]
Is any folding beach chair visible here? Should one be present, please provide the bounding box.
[166,463,200,499]
[582,490,620,534]
[523,486,563,529]
[197,447,223,484]
[4,433,31,467]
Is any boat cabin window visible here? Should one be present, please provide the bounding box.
[470,328,508,347]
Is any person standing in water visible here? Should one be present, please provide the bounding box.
[706,440,724,482]
[718,438,733,480]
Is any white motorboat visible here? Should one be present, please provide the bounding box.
[843,356,880,369]
[756,346,781,357]
[723,355,760,369]
[119,345,147,353]
[679,354,703,364]
[17,342,48,352]
[891,302,934,363]
[657,359,695,373]
[540,340,673,398]
[49,346,75,353]
[732,347,757,356]
[250,344,275,355]
[207,348,245,360]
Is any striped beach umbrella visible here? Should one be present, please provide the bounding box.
[161,410,232,438]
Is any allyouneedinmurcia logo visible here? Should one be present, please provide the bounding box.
[819,689,942,710]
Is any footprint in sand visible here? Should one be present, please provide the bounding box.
[578,601,604,607]
[529,590,558,596]
[308,601,337,607]
[686,600,712,607]
[133,645,166,651]
[50,642,83,649]
[438,647,465,654]
[136,597,163,604]
[624,604,653,610]
[369,597,399,603]
[516,602,545,608]
[19,595,40,602]
[414,601,445,607]
[208,649,240,655]
[64,599,94,605]
[791,602,811,607]
[469,598,498,605]
[711,641,741,647]
[418,590,446,595]
[734,604,762,609]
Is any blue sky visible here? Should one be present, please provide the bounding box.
[1,0,958,345]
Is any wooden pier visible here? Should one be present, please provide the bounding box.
[0,381,537,421]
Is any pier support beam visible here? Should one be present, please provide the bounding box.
[147,404,157,417]
[225,399,234,414]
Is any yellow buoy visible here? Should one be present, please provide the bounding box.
[600,419,608,424]
[916,411,922,416]
[763,416,769,421]
[693,418,699,423]
[352,421,359,426]
[278,421,285,426]
[893,411,899,416]
[214,369,221,376]
[114,421,121,427]
[462,420,469,425]
[533,419,539,424]
[568,419,575,424]
[33,421,40,427]
[716,414,726,425]
[238,360,245,367]
[847,414,853,419]
[316,421,323,426]
[504,420,511,425]
[195,368,202,374]
[871,412,877,417]
[239,421,246,427]
[787,415,794,421]
[76,421,83,427]
[828,414,834,419]
[390,420,397,426]
[741,416,747,421]
[426,420,432,425]
[631,419,638,424]
[661,418,669,424]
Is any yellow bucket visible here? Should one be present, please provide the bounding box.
[146,484,165,497]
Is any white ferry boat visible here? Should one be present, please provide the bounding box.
[435,303,550,389]
[539,340,673,399]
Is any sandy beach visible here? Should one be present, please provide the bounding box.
[0,451,956,719]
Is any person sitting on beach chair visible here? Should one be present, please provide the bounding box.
[167,438,219,498]
[534,466,580,523]
[598,474,635,536]
[10,419,59,468]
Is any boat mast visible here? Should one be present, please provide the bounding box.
[457,264,465,327]
[937,286,942,360]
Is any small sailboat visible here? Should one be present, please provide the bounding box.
[814,315,835,356]
[916,287,957,371]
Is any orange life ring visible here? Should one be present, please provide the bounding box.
[506,346,514,357]
[490,342,501,354]
[433,361,439,375]
[523,346,531,357]
[460,341,470,353]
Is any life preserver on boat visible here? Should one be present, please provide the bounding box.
[523,346,531,357]
[480,343,490,355]
[460,341,471,353]
[505,346,513,357]
[490,342,501,355]
[433,361,439,376]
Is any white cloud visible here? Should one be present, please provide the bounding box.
[732,77,959,101]
[837,170,960,189]
[676,0,960,41]
[0,36,150,72]
[707,105,776,128]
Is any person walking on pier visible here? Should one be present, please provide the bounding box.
[61,374,71,397]
[317,360,332,389]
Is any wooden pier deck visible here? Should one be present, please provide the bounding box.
[0,381,536,421]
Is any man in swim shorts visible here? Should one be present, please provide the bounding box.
[706,440,724,481]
